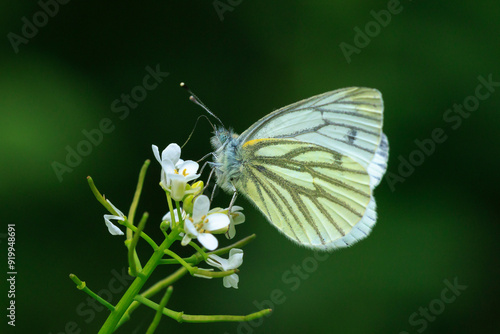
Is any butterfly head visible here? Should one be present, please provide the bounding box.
[211,126,238,151]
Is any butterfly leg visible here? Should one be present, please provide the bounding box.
[210,181,218,202]
[205,167,216,194]
[228,183,238,214]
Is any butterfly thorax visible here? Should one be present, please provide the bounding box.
[210,127,244,193]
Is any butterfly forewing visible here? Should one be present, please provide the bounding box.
[238,87,386,187]
[236,138,374,250]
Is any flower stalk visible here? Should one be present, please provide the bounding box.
[127,212,149,277]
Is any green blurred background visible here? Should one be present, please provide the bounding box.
[1,1,499,333]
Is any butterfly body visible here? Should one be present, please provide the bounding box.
[211,127,245,193]
[211,87,388,250]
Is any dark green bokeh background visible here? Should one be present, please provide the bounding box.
[1,1,499,333]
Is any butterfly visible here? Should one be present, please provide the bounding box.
[210,87,388,250]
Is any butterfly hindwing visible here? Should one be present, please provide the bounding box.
[235,138,375,250]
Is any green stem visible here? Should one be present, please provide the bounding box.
[164,249,197,274]
[166,193,176,227]
[158,234,257,265]
[125,160,150,278]
[145,286,173,334]
[175,201,183,225]
[98,229,180,334]
[159,254,199,265]
[193,268,239,278]
[116,267,188,329]
[69,274,115,312]
[163,249,238,278]
[127,160,150,228]
[122,220,158,250]
[188,241,208,260]
[128,212,149,276]
[135,295,272,323]
[87,176,115,214]
[114,234,257,329]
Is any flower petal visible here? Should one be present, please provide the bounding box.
[208,207,224,214]
[184,219,199,237]
[198,233,218,251]
[206,254,227,271]
[104,215,124,235]
[178,160,199,176]
[106,199,125,218]
[184,173,201,182]
[193,195,210,222]
[160,170,168,189]
[223,274,239,289]
[226,222,236,239]
[232,212,245,225]
[162,209,185,223]
[170,174,187,201]
[181,234,192,246]
[162,143,181,165]
[227,249,244,269]
[205,213,230,232]
[175,158,185,168]
[152,145,161,164]
[162,211,172,222]
[160,159,176,176]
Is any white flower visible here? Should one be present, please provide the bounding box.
[152,143,200,201]
[209,205,246,239]
[103,199,125,235]
[181,195,230,251]
[162,208,186,230]
[226,206,245,239]
[206,248,244,289]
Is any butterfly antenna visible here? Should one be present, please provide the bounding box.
[180,114,213,149]
[180,82,225,129]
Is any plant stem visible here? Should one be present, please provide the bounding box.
[69,274,115,312]
[128,212,149,276]
[115,267,188,329]
[98,229,180,334]
[135,295,272,323]
[122,220,158,250]
[127,160,150,226]
[145,286,173,334]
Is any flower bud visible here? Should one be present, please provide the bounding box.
[160,221,169,232]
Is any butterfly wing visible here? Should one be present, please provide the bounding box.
[235,138,376,250]
[238,87,388,188]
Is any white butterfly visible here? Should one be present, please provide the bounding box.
[210,87,388,250]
